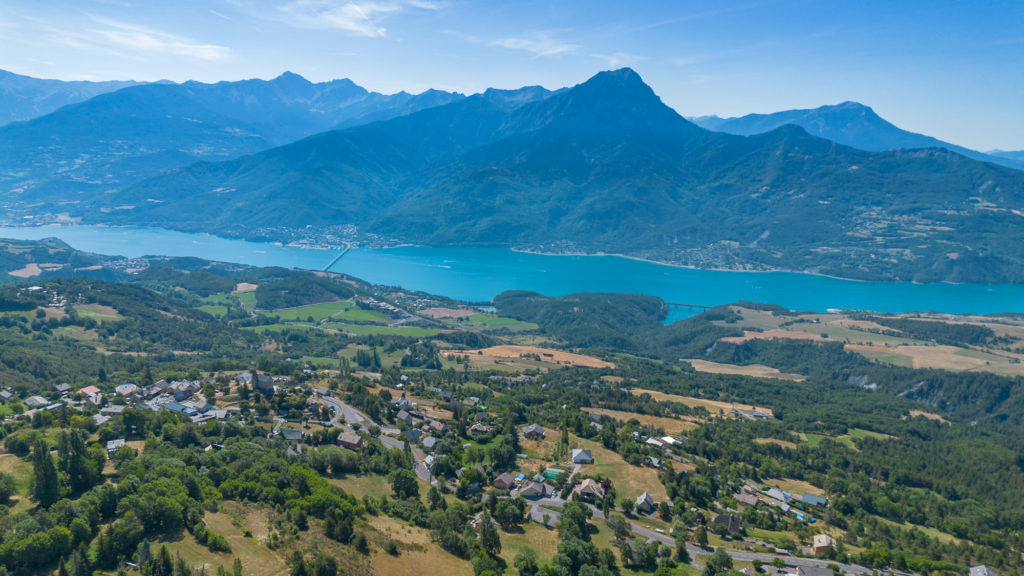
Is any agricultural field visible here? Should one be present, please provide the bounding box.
[628,388,773,417]
[446,345,614,369]
[681,359,805,382]
[582,407,697,436]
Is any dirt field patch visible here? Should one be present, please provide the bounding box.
[683,359,805,382]
[629,388,774,417]
[720,329,827,344]
[908,409,949,423]
[8,263,42,278]
[847,343,1022,375]
[448,345,614,369]
[765,477,825,497]
[233,282,258,293]
[753,438,797,450]
[582,407,697,435]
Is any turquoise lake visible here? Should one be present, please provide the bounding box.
[2,225,1023,321]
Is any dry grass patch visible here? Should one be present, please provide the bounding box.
[448,345,614,369]
[720,329,826,344]
[233,283,258,293]
[629,388,773,417]
[500,522,560,567]
[765,478,825,497]
[582,407,697,436]
[368,518,472,576]
[8,263,42,278]
[753,438,797,450]
[160,509,286,576]
[848,343,1024,375]
[683,359,805,382]
[908,410,949,424]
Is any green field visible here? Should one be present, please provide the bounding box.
[198,304,228,317]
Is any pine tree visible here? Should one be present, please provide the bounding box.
[479,512,502,556]
[232,558,243,576]
[30,438,60,507]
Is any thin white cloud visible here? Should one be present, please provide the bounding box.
[91,18,231,60]
[490,32,578,57]
[43,17,230,61]
[275,0,438,37]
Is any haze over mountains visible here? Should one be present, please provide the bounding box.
[1,67,1023,283]
[0,69,144,125]
[691,102,1024,170]
[0,71,468,200]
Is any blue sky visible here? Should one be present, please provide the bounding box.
[0,0,1021,150]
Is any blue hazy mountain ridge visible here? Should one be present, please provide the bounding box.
[0,71,473,202]
[990,150,1024,164]
[97,69,1024,283]
[0,68,144,125]
[690,101,1024,170]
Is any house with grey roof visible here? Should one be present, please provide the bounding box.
[396,410,413,426]
[571,449,594,464]
[280,428,303,442]
[523,423,545,440]
[24,395,48,409]
[421,436,439,450]
[635,491,654,513]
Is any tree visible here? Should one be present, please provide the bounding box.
[694,525,708,547]
[702,549,732,576]
[389,468,420,499]
[232,559,243,576]
[513,548,539,576]
[30,438,60,507]
[0,472,16,504]
[479,512,502,556]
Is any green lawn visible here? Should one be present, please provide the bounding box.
[198,305,228,317]
[270,300,390,323]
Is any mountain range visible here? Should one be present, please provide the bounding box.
[0,68,144,125]
[690,102,1024,170]
[2,67,1024,283]
[84,69,1024,283]
[0,71,471,202]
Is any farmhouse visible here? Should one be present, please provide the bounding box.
[573,478,605,499]
[396,410,413,426]
[635,492,654,513]
[54,383,71,396]
[523,423,545,440]
[100,404,126,416]
[713,513,743,533]
[811,534,835,555]
[24,396,48,409]
[337,433,364,450]
[518,481,555,499]
[493,472,517,490]
[78,385,101,396]
[571,449,594,464]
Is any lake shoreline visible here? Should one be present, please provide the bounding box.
[1,224,1021,317]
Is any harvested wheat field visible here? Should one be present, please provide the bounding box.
[629,388,774,417]
[683,359,805,382]
[582,407,697,435]
[449,345,614,369]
